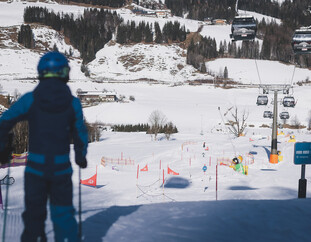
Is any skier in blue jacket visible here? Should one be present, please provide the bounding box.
[0,51,88,241]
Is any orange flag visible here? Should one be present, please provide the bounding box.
[140,164,148,171]
[81,168,97,187]
[167,166,179,175]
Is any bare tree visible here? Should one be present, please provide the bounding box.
[281,118,287,125]
[291,115,301,130]
[148,110,167,141]
[164,121,174,140]
[85,120,102,142]
[226,106,249,137]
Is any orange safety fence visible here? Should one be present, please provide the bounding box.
[181,141,197,151]
[217,157,233,167]
[101,156,135,166]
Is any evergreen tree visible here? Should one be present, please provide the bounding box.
[24,7,122,63]
[154,22,163,44]
[224,66,228,79]
[17,24,34,49]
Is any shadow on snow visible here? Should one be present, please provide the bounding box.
[228,186,259,191]
[83,205,141,241]
[164,177,190,189]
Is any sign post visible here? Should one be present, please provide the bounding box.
[294,142,311,198]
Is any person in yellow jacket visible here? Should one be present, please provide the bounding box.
[232,156,245,174]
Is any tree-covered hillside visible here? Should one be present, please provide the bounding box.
[164,0,236,21]
[23,7,122,63]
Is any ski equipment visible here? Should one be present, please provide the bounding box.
[37,52,70,81]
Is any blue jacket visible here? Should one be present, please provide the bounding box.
[0,78,88,177]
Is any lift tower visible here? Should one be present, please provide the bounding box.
[260,84,291,164]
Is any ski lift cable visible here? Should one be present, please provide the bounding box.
[217,107,237,157]
[254,58,263,87]
[235,0,239,14]
[289,64,296,88]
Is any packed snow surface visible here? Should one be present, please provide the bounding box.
[0,1,311,242]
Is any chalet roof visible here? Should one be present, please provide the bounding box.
[77,91,117,96]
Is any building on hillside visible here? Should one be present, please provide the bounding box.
[212,19,227,25]
[132,8,156,17]
[77,90,117,104]
[155,10,171,18]
[204,17,213,25]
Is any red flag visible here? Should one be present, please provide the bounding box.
[167,166,179,175]
[81,171,97,187]
[140,164,148,172]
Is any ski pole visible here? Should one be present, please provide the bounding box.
[78,167,82,242]
[2,162,11,242]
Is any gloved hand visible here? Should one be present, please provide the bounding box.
[76,157,87,169]
[0,132,13,165]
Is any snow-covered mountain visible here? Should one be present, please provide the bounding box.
[1,2,311,242]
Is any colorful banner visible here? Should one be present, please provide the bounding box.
[217,157,233,167]
[0,153,28,169]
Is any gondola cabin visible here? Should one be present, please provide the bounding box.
[263,111,273,118]
[282,96,295,107]
[291,27,311,54]
[279,111,290,120]
[256,95,268,105]
[230,15,257,41]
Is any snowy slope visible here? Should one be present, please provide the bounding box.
[237,9,282,24]
[0,1,311,242]
[205,58,311,85]
[88,42,211,82]
[0,1,86,27]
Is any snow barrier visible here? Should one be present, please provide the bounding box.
[101,156,135,166]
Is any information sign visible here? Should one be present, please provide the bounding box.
[294,142,311,165]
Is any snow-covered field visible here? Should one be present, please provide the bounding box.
[0,1,311,242]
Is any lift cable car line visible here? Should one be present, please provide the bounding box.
[289,64,296,87]
[235,0,239,14]
[254,58,263,86]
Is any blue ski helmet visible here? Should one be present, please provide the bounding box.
[37,51,70,81]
